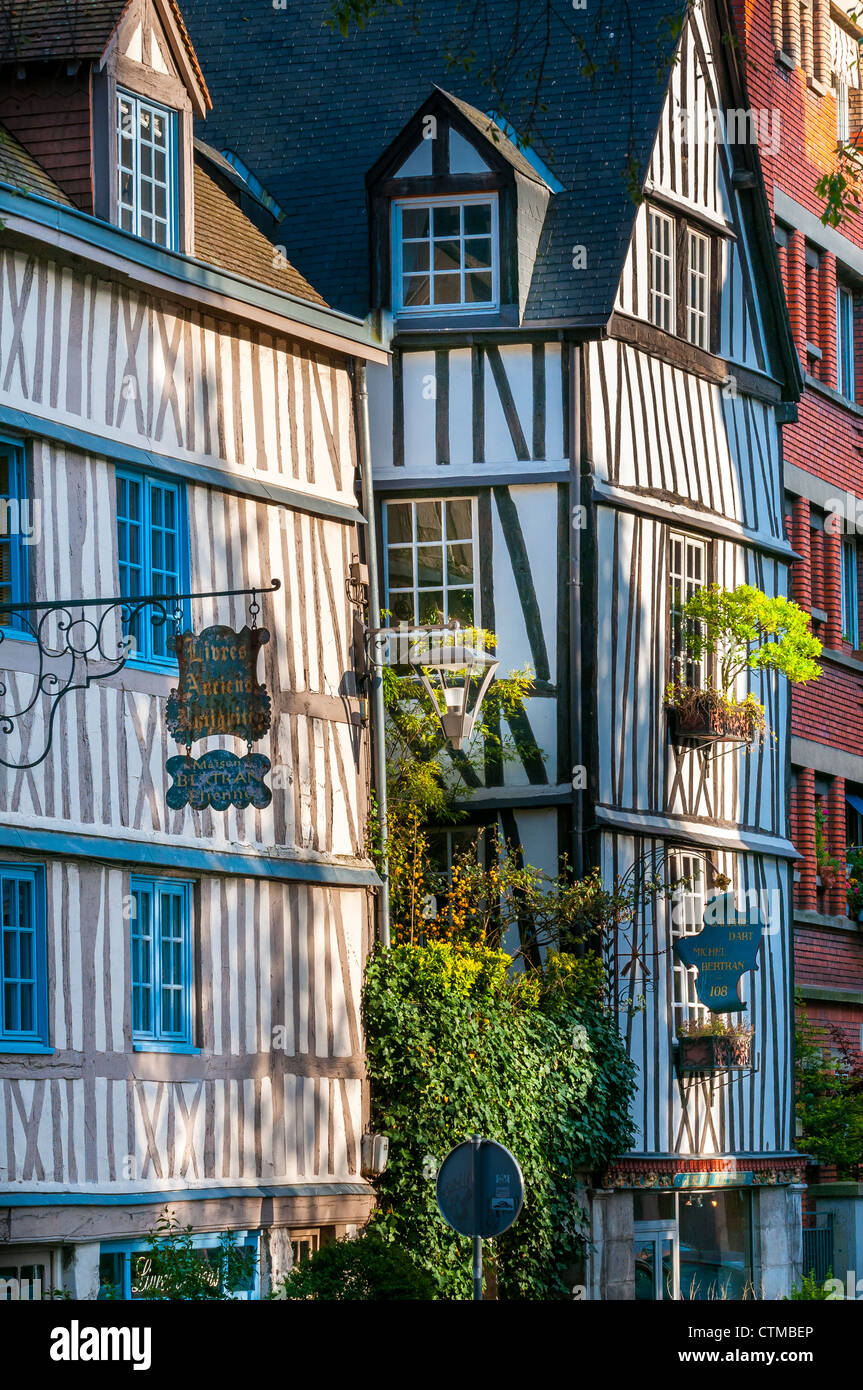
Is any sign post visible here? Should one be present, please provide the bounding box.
[435,1135,524,1300]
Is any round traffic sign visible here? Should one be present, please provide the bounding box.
[436,1137,524,1239]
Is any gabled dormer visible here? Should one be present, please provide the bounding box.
[367,88,555,329]
[0,0,211,255]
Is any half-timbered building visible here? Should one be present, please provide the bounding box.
[0,0,385,1298]
[184,0,814,1299]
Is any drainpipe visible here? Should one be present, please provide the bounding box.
[569,343,584,878]
[355,360,391,948]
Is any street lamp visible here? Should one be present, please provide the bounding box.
[404,624,499,753]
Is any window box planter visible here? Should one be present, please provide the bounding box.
[676,1033,753,1072]
[666,693,761,744]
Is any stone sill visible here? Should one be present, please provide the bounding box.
[775,49,796,71]
[794,908,860,932]
[796,984,863,1006]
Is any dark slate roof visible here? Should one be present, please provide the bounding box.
[179,0,688,322]
[0,121,73,202]
[0,0,211,107]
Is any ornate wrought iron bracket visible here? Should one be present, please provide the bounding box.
[0,579,281,771]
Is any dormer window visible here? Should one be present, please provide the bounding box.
[116,90,178,249]
[393,195,498,315]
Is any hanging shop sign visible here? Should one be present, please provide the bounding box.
[672,889,764,1013]
[166,750,272,812]
[166,625,271,746]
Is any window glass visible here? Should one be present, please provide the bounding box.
[0,441,29,627]
[687,229,710,348]
[649,208,675,332]
[116,91,178,249]
[837,285,855,401]
[0,866,47,1049]
[396,198,497,313]
[384,497,478,626]
[842,538,859,646]
[130,878,193,1048]
[669,532,706,688]
[678,1189,752,1300]
[116,472,186,662]
[668,850,710,1029]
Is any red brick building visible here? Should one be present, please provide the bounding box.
[732,0,863,1262]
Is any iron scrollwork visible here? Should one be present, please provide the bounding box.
[0,579,281,771]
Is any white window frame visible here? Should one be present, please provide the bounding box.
[649,207,675,333]
[392,194,499,316]
[835,75,851,145]
[116,89,178,250]
[842,537,859,646]
[837,283,855,402]
[383,496,479,627]
[669,531,707,689]
[686,228,710,349]
[668,850,711,1029]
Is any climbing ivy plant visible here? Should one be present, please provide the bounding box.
[362,944,636,1300]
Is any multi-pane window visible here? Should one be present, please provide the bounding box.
[130,877,194,1049]
[687,229,710,349]
[116,471,186,662]
[0,440,28,625]
[0,865,48,1051]
[384,498,477,625]
[835,76,851,144]
[668,851,709,1027]
[394,196,497,313]
[649,208,675,332]
[669,532,707,688]
[837,284,855,401]
[116,91,178,249]
[842,538,859,646]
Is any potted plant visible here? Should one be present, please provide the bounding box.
[845,846,863,923]
[676,1015,755,1072]
[665,584,821,745]
[815,804,842,891]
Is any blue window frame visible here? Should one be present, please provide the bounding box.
[116,470,188,664]
[130,877,195,1051]
[0,439,29,629]
[99,1233,259,1300]
[0,864,49,1053]
[842,539,859,647]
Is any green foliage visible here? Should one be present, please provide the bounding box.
[362,941,636,1299]
[268,1230,435,1300]
[677,1014,753,1039]
[678,585,821,695]
[796,1003,863,1179]
[816,145,863,228]
[814,803,841,874]
[131,1212,257,1300]
[785,1271,834,1300]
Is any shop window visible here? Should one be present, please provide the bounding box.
[99,1233,259,1299]
[0,1250,58,1299]
[678,1188,753,1300]
[0,438,30,630]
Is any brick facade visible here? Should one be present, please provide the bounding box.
[731,0,863,1072]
